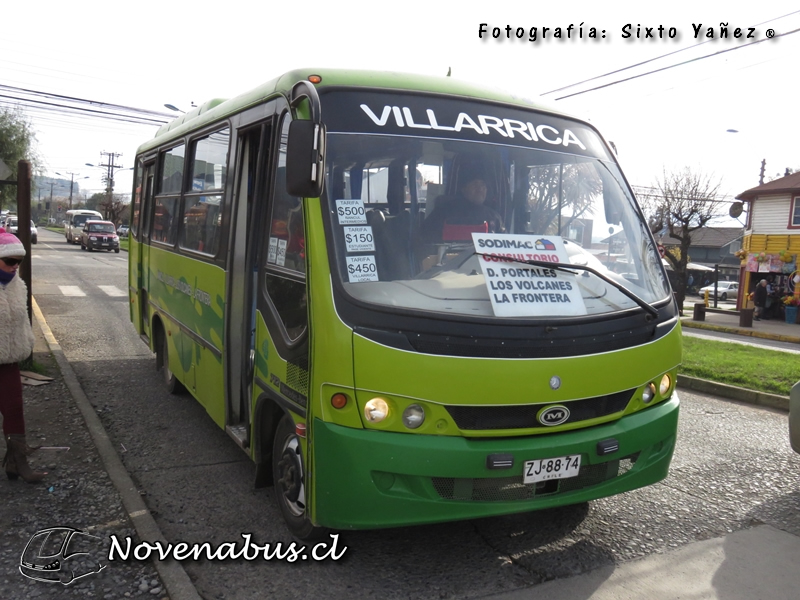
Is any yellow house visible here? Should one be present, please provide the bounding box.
[736,171,800,311]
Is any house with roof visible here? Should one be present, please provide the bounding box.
[735,171,800,310]
[655,226,744,288]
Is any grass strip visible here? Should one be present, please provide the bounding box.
[681,336,800,396]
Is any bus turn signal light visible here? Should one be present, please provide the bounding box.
[331,393,348,409]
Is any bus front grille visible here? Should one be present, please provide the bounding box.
[444,389,634,431]
[431,455,638,502]
[407,331,653,359]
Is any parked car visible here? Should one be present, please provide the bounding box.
[5,217,37,244]
[116,224,129,238]
[80,220,120,253]
[699,280,738,301]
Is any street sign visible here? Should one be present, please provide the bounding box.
[0,159,11,180]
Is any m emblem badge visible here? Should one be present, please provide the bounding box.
[538,405,570,426]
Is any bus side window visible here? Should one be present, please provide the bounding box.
[153,144,185,245]
[180,129,229,255]
[132,161,143,237]
[152,197,178,244]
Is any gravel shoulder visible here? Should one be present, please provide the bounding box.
[0,316,167,600]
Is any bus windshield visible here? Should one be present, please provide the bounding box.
[73,214,95,228]
[323,98,669,319]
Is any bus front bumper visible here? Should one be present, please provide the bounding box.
[312,395,679,530]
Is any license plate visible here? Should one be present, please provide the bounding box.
[523,454,581,484]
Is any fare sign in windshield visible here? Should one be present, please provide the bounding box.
[472,234,588,317]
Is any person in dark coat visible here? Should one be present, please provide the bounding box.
[421,176,503,242]
[753,279,768,321]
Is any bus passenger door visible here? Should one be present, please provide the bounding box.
[226,123,271,447]
[255,113,310,424]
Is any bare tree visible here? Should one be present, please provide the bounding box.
[525,162,602,235]
[642,168,725,307]
[98,193,129,226]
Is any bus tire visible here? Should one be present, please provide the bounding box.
[272,415,328,542]
[156,326,185,395]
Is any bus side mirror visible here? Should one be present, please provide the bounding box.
[286,120,326,198]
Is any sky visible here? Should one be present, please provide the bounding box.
[2,0,799,226]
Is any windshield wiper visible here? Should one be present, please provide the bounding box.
[476,253,659,318]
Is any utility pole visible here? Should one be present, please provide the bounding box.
[67,172,77,210]
[49,181,54,224]
[96,151,123,219]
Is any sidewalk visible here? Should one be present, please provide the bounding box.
[681,304,800,345]
[490,525,800,600]
[0,304,169,598]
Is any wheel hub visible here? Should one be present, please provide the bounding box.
[278,446,303,505]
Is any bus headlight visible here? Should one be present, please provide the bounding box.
[364,398,389,423]
[402,404,425,429]
[642,383,656,403]
[659,374,672,396]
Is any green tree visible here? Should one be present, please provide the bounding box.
[0,107,39,211]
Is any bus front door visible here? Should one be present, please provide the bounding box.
[226,123,272,449]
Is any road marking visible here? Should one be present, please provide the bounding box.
[98,285,126,297]
[59,285,86,297]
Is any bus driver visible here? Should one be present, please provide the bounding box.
[422,173,504,242]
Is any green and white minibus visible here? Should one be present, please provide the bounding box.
[128,69,680,539]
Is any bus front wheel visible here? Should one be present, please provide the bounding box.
[272,415,328,541]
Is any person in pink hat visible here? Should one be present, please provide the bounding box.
[0,227,45,483]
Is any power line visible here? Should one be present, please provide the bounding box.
[0,94,170,127]
[0,83,174,119]
[632,185,735,203]
[541,9,800,97]
[553,26,800,101]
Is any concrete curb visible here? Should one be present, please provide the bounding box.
[677,375,789,412]
[31,297,202,600]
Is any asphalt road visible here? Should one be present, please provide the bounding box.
[29,228,800,599]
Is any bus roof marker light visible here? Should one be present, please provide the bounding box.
[308,75,322,84]
[331,393,348,409]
